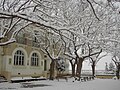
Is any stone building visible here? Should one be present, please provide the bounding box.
[0,25,69,81]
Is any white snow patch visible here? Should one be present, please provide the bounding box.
[0,78,120,90]
[11,76,46,80]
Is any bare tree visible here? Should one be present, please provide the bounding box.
[30,28,64,80]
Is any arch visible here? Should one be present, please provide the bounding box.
[12,47,28,66]
[29,50,42,66]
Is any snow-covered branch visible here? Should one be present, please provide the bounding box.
[0,38,16,46]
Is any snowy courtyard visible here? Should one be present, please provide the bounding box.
[0,78,120,90]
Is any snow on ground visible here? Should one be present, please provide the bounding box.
[11,76,46,80]
[0,78,120,90]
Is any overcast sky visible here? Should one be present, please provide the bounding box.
[82,55,113,70]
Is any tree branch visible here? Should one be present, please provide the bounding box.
[86,0,100,21]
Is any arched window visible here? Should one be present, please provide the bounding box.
[31,53,39,66]
[14,50,24,65]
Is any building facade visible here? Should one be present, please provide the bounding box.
[0,42,51,80]
[0,25,69,81]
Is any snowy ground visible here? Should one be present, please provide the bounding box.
[0,78,120,90]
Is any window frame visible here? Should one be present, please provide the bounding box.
[31,53,39,66]
[14,50,24,66]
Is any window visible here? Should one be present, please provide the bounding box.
[14,50,24,65]
[31,53,39,66]
[33,30,39,42]
[44,60,47,71]
[33,37,37,42]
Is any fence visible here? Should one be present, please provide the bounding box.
[68,70,116,76]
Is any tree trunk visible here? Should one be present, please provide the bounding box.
[71,64,76,77]
[116,69,119,80]
[69,60,76,77]
[76,58,84,78]
[116,64,120,80]
[49,60,55,80]
[91,61,95,78]
[116,71,119,79]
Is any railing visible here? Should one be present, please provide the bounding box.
[68,70,116,76]
[16,37,40,48]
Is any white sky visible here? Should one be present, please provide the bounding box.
[68,53,114,71]
[82,55,113,70]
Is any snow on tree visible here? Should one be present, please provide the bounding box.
[0,0,69,46]
[58,0,120,78]
[0,0,34,45]
[59,10,106,78]
[0,0,106,46]
[0,0,118,46]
